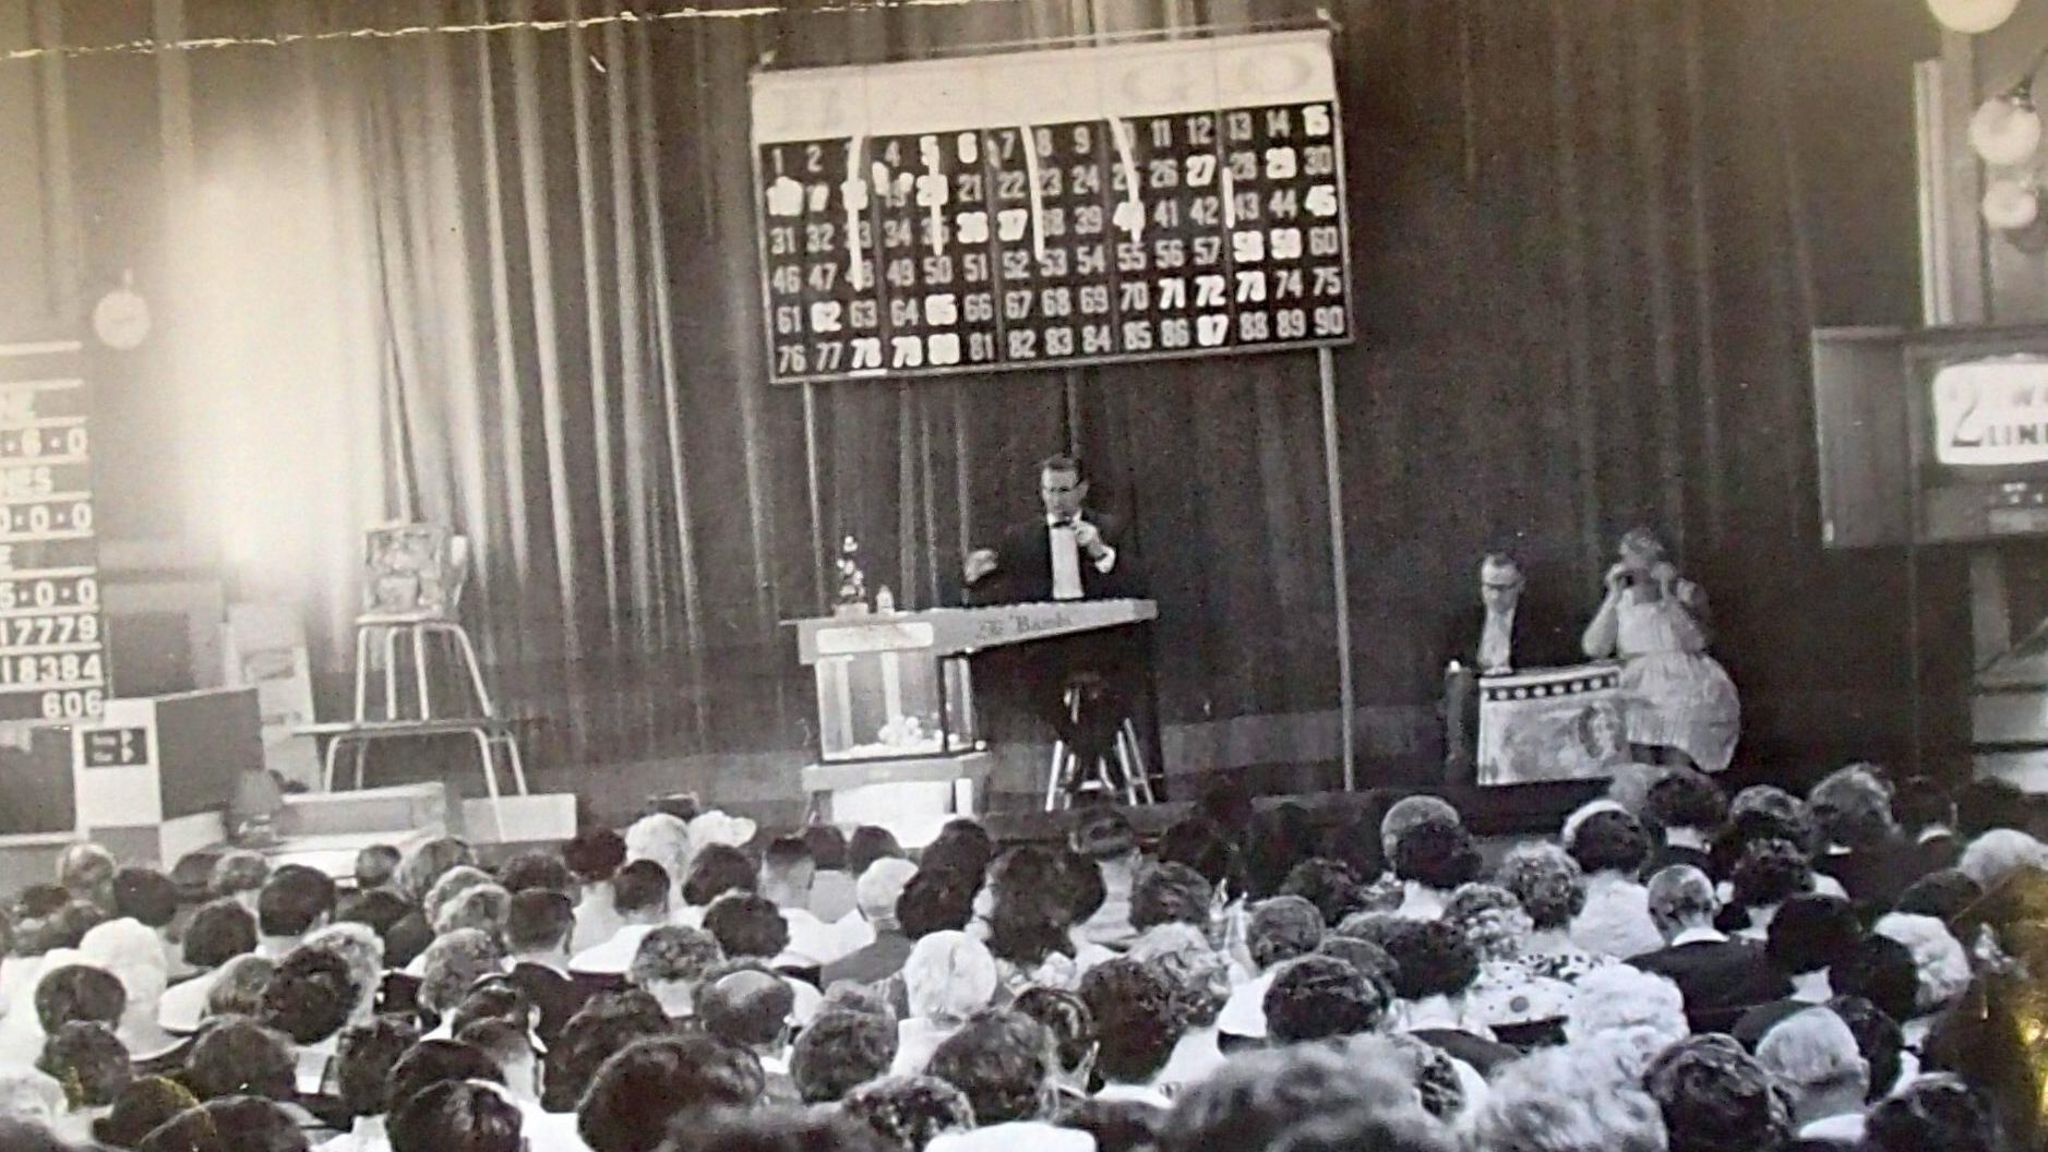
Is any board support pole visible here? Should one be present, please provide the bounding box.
[1319,346,1355,791]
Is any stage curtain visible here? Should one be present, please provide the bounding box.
[164,0,1932,785]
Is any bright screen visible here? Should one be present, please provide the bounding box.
[1930,357,2048,467]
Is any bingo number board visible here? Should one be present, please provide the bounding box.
[0,342,106,724]
[750,30,1352,384]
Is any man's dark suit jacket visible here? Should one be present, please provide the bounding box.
[1628,935,1794,1035]
[1442,592,1584,675]
[962,511,1141,606]
[1815,839,1924,921]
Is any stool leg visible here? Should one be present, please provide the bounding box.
[450,627,496,718]
[1045,740,1068,812]
[322,736,340,792]
[383,627,400,721]
[503,731,528,796]
[413,626,432,721]
[474,728,505,842]
[353,627,371,721]
[353,739,369,790]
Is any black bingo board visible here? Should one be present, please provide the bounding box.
[751,30,1352,385]
[0,342,107,724]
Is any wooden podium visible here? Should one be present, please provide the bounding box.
[788,599,1157,842]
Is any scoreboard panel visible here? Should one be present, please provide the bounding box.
[0,343,106,725]
[751,30,1352,385]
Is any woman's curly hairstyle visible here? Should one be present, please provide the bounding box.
[1492,843,1587,931]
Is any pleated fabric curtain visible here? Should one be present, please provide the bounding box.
[174,0,1929,785]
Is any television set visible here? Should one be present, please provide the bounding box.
[1812,323,2048,547]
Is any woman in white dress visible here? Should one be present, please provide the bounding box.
[1582,527,1740,774]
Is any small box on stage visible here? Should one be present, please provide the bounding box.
[69,688,262,867]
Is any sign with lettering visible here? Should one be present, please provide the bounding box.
[750,30,1353,384]
[0,343,107,723]
[1931,358,2048,467]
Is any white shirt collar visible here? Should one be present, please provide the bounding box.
[1671,925,1727,947]
[1917,826,1953,844]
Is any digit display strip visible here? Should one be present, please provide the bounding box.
[751,29,1354,385]
[0,343,107,724]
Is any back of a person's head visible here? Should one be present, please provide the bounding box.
[1832,933,1922,1025]
[183,899,258,970]
[1154,817,1235,890]
[1874,912,1972,1017]
[1491,841,1587,931]
[1077,958,1182,1084]
[854,857,920,926]
[59,842,117,902]
[1563,965,1688,1058]
[607,858,671,918]
[1247,895,1325,970]
[902,931,997,1022]
[355,844,402,891]
[925,1008,1054,1126]
[1378,918,1478,1001]
[544,991,671,1111]
[802,824,849,871]
[1391,820,1481,890]
[389,1079,523,1152]
[847,826,904,877]
[629,925,724,989]
[1263,953,1387,1043]
[1808,764,1897,849]
[1755,1007,1866,1100]
[1643,1035,1793,1152]
[1893,776,1957,834]
[762,836,816,888]
[896,868,976,940]
[1010,986,1094,1078]
[564,828,628,885]
[1646,768,1729,833]
[38,1020,131,1108]
[257,864,336,938]
[186,1017,296,1102]
[1443,882,1534,961]
[397,838,478,905]
[703,892,789,959]
[1729,838,1813,911]
[419,928,505,1018]
[839,1075,975,1151]
[420,866,493,928]
[1568,807,1654,875]
[333,1016,421,1119]
[93,1075,198,1150]
[113,867,179,930]
[625,812,695,877]
[681,844,757,907]
[1469,1048,1667,1152]
[387,1039,503,1116]
[694,965,795,1050]
[447,978,535,1037]
[577,1035,765,1152]
[203,955,275,1021]
[657,1108,889,1152]
[1157,1042,1419,1152]
[1646,864,1719,929]
[209,852,273,903]
[433,883,511,938]
[337,887,413,943]
[1764,893,1860,976]
[1277,858,1366,927]
[504,889,575,954]
[34,962,124,1034]
[136,1096,308,1152]
[1897,868,1983,922]
[789,1009,898,1103]
[496,850,576,896]
[1865,1073,1999,1152]
[259,946,358,1044]
[1312,935,1398,997]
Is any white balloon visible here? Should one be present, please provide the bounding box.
[1970,95,2044,167]
[1982,178,2040,230]
[1928,0,2021,34]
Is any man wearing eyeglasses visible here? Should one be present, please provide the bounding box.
[1443,553,1577,781]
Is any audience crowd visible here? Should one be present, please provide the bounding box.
[0,762,2041,1152]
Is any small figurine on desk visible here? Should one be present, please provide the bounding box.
[834,536,868,617]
